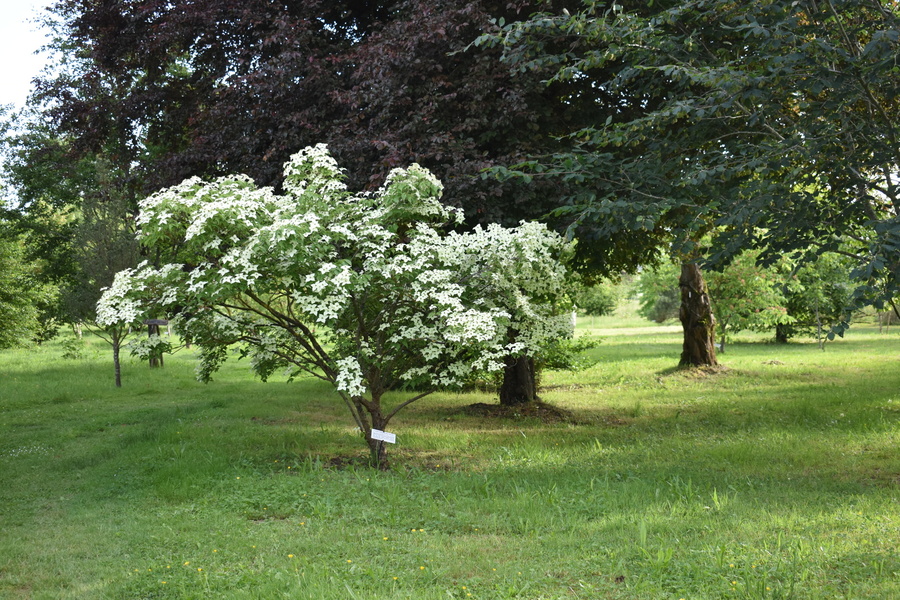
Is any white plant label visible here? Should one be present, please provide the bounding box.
[370,429,397,444]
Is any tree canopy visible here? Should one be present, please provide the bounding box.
[480,0,900,324]
[705,250,793,351]
[0,233,43,348]
[0,0,601,368]
[2,0,595,347]
[18,0,583,221]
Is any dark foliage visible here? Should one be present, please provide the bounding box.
[23,0,588,229]
[483,0,900,327]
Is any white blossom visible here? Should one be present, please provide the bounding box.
[335,356,367,397]
[96,268,143,326]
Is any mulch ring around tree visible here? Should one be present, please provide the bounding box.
[461,401,576,424]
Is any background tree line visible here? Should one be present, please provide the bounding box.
[1,0,898,389]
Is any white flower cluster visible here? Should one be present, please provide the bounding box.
[96,267,143,326]
[282,144,346,199]
[127,333,171,359]
[97,145,573,409]
[1,444,51,458]
[335,356,367,397]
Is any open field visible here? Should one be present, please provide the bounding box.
[1,322,899,599]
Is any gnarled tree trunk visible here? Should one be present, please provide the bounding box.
[678,262,718,367]
[499,354,539,406]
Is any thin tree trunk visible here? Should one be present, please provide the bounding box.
[816,297,824,350]
[113,336,122,388]
[363,400,390,470]
[364,434,388,470]
[678,262,719,368]
[499,354,539,406]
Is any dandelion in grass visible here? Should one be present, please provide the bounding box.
[288,554,295,558]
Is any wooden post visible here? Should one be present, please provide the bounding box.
[143,319,169,368]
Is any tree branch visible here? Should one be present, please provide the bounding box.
[385,390,434,423]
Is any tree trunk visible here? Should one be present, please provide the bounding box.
[113,336,122,388]
[363,403,390,470]
[775,323,789,344]
[678,262,719,367]
[364,434,389,470]
[499,354,539,406]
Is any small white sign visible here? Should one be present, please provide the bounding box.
[370,429,396,444]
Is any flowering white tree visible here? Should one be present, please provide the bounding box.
[97,145,573,467]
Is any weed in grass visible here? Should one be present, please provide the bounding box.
[628,398,645,418]
[60,337,86,360]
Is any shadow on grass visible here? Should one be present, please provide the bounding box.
[4,338,898,499]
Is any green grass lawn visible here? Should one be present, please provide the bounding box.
[1,322,898,599]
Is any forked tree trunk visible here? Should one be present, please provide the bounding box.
[499,354,539,406]
[678,262,719,367]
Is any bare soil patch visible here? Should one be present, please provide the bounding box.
[461,401,576,424]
